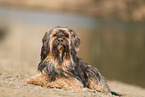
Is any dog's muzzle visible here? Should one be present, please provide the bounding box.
[53,36,68,52]
[57,39,64,51]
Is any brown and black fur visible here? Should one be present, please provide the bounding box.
[27,26,120,95]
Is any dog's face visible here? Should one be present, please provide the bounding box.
[41,26,80,64]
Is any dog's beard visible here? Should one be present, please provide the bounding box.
[52,38,70,64]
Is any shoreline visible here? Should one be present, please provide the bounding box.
[0,0,145,22]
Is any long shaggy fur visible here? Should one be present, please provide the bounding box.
[27,26,114,94]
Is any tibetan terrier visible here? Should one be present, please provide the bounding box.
[27,26,120,96]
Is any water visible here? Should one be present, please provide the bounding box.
[0,6,97,28]
[0,6,145,88]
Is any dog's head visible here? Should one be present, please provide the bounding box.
[41,26,80,64]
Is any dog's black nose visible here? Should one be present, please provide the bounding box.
[58,38,63,42]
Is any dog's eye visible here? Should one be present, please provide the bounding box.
[73,34,75,37]
[53,34,57,37]
[65,34,69,38]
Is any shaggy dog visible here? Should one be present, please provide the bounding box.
[27,26,119,95]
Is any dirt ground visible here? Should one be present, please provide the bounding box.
[0,61,145,97]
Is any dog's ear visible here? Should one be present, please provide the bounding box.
[74,35,80,53]
[41,31,51,61]
[70,30,81,53]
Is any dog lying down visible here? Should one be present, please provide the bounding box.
[27,26,121,96]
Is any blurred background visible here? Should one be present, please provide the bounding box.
[0,0,145,88]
